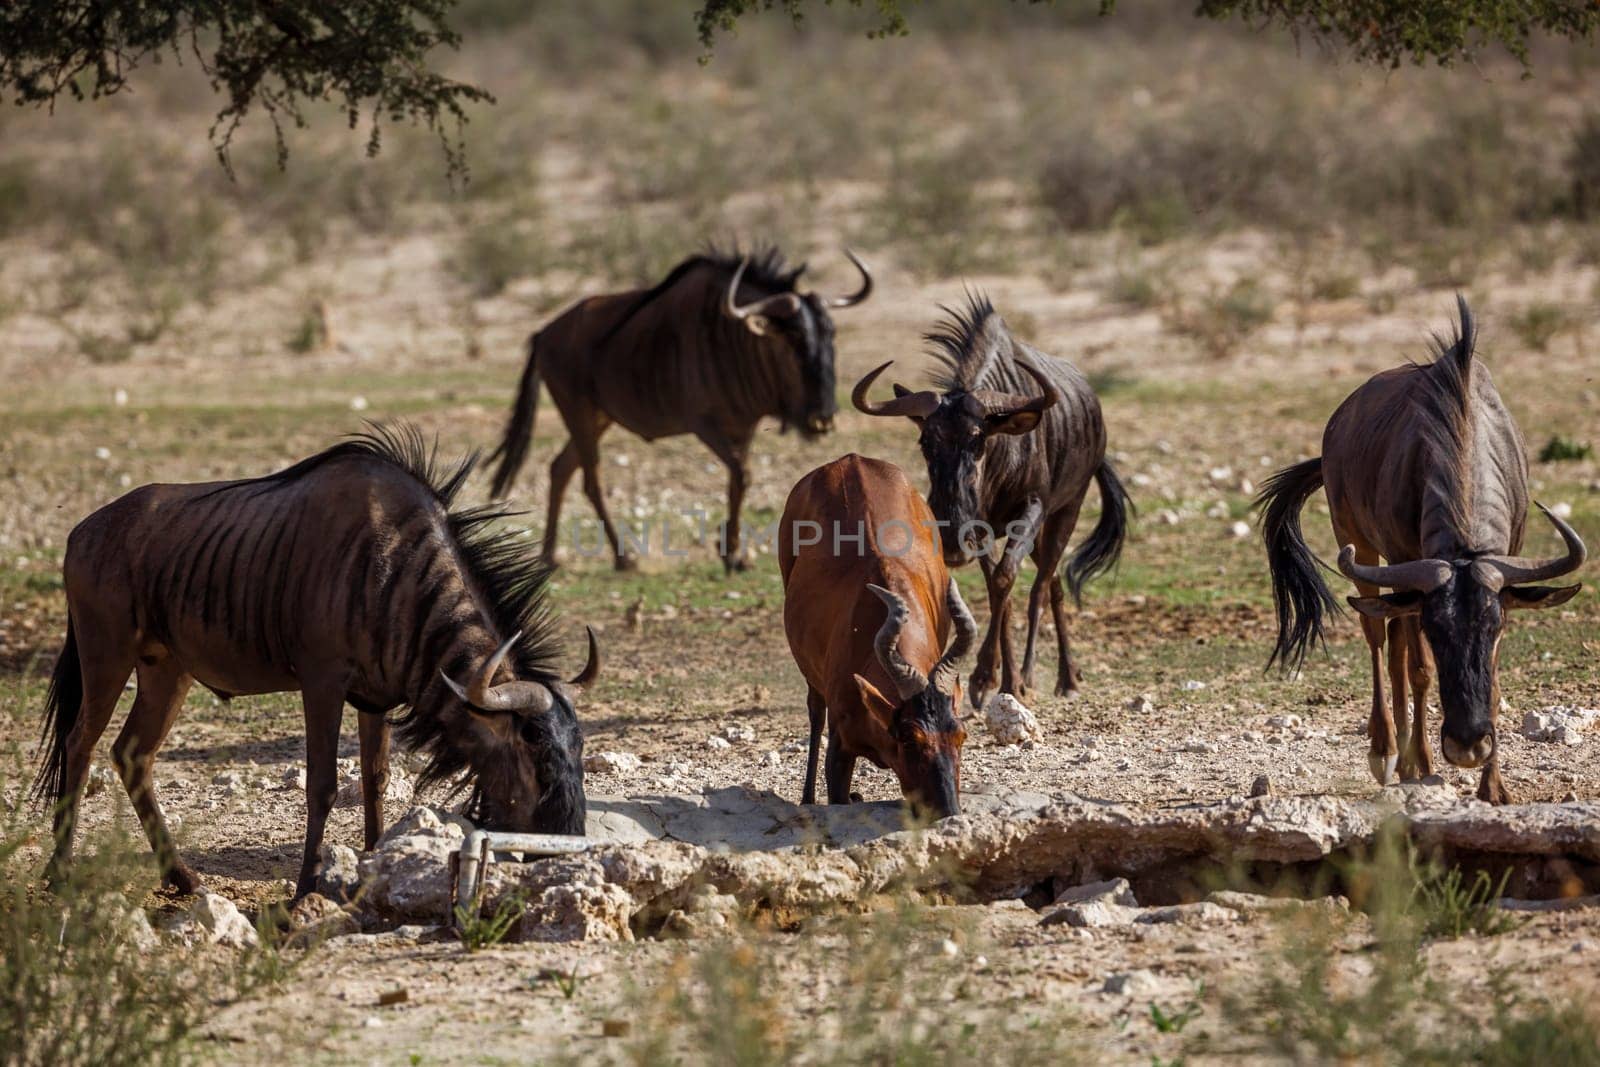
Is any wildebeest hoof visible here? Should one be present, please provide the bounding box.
[163,864,203,896]
[614,555,639,573]
[1056,683,1081,700]
[724,556,750,574]
[849,791,864,803]
[1368,752,1397,785]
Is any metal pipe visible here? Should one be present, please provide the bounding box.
[450,831,596,927]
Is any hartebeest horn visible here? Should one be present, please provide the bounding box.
[1476,504,1587,588]
[851,361,941,419]
[930,579,978,694]
[570,625,601,688]
[442,630,556,714]
[866,584,929,701]
[969,358,1062,420]
[823,248,874,309]
[1336,547,1452,593]
[725,256,802,336]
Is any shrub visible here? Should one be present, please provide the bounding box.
[1509,303,1569,353]
[1538,435,1593,463]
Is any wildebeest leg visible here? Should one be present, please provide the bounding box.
[692,422,755,573]
[111,655,198,893]
[1402,621,1436,779]
[540,440,581,565]
[1342,534,1396,785]
[295,679,346,899]
[994,498,1042,699]
[824,723,857,805]
[1386,618,1411,780]
[802,686,826,805]
[47,623,136,887]
[1477,754,1511,805]
[1022,509,1076,697]
[357,710,391,851]
[1048,577,1080,696]
[968,555,1006,711]
[571,419,633,571]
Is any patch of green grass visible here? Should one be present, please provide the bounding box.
[1538,435,1593,463]
[1509,304,1570,353]
[456,893,526,951]
[1166,278,1276,360]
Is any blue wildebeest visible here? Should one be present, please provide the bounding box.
[489,245,872,572]
[1258,298,1585,803]
[850,294,1131,707]
[35,425,597,898]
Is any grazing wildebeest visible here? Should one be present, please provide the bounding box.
[850,294,1131,707]
[779,454,978,818]
[34,425,597,898]
[489,245,873,572]
[1258,298,1584,803]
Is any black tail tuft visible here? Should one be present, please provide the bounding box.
[1256,457,1341,673]
[31,616,81,807]
[1065,459,1133,605]
[488,333,543,499]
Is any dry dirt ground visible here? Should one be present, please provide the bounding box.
[3,219,1600,1062]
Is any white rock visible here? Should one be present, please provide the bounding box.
[1126,694,1155,714]
[1180,680,1207,691]
[1102,970,1161,996]
[1208,466,1234,483]
[761,751,782,768]
[1522,706,1600,744]
[723,724,757,744]
[282,766,308,790]
[1179,738,1220,754]
[705,736,732,752]
[189,891,260,949]
[84,764,118,798]
[1266,714,1302,730]
[349,395,369,412]
[336,766,413,810]
[1551,502,1574,520]
[583,751,643,775]
[1229,521,1252,540]
[984,693,1040,746]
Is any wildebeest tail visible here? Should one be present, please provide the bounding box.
[1065,459,1132,605]
[31,615,81,807]
[488,332,543,499]
[1256,457,1341,672]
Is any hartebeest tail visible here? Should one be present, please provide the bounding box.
[1064,460,1133,605]
[1257,456,1342,671]
[488,332,544,499]
[32,615,81,808]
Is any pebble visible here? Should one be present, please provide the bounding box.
[1228,521,1251,539]
[705,736,732,751]
[1102,969,1160,996]
[1249,774,1272,798]
[1126,694,1155,714]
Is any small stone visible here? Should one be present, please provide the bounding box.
[1102,970,1160,996]
[1249,775,1272,798]
[583,751,643,775]
[1551,501,1574,520]
[1053,878,1138,908]
[1266,714,1302,730]
[1179,738,1219,754]
[1127,694,1155,714]
[188,891,259,949]
[1228,521,1251,540]
[84,764,117,798]
[705,736,732,751]
[316,844,362,903]
[938,938,960,958]
[761,751,782,768]
[723,724,756,744]
[1180,680,1207,692]
[282,766,308,790]
[378,988,409,1007]
[349,396,370,412]
[602,1020,631,1038]
[984,693,1039,746]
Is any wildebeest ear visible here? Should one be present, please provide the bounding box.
[1347,592,1423,619]
[983,410,1043,437]
[1502,583,1582,611]
[853,674,897,717]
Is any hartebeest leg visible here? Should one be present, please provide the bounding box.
[692,421,755,573]
[296,678,347,899]
[802,686,826,805]
[1402,621,1436,779]
[357,710,392,851]
[46,619,137,889]
[824,723,858,805]
[1048,577,1081,696]
[1477,755,1512,805]
[111,654,198,893]
[540,440,581,565]
[1021,508,1076,697]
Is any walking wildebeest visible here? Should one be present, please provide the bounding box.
[851,293,1131,707]
[489,245,873,572]
[779,454,978,818]
[1259,298,1585,803]
[34,425,597,898]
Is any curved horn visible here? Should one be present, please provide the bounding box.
[570,625,600,688]
[930,579,978,694]
[1336,546,1452,593]
[1478,503,1587,586]
[850,360,941,419]
[824,248,874,309]
[866,584,928,701]
[725,256,802,335]
[971,357,1062,418]
[442,630,556,714]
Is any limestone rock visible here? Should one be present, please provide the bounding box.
[335,766,413,810]
[315,843,362,903]
[584,751,643,775]
[984,693,1040,746]
[358,806,470,923]
[178,891,260,949]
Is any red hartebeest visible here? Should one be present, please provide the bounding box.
[1259,298,1585,803]
[779,454,978,818]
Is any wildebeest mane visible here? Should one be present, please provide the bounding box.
[924,290,1035,396]
[597,243,805,345]
[1408,295,1478,545]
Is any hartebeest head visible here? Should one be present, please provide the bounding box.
[856,581,978,818]
[1339,505,1584,769]
[852,354,1060,567]
[441,627,600,835]
[724,249,873,439]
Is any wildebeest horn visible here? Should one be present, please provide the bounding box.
[971,358,1062,419]
[441,630,555,714]
[570,625,600,687]
[725,256,802,335]
[930,579,978,694]
[1477,504,1587,587]
[824,248,874,309]
[851,361,941,419]
[866,584,929,701]
[1336,547,1452,593]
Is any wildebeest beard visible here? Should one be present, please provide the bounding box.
[774,300,838,438]
[1419,569,1502,747]
[451,689,587,835]
[919,402,988,564]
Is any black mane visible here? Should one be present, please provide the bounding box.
[1409,294,1478,543]
[598,242,805,344]
[925,290,1006,392]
